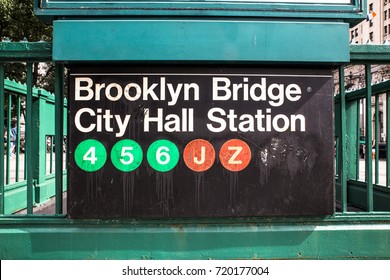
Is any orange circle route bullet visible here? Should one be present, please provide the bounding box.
[219,139,251,172]
[183,139,215,172]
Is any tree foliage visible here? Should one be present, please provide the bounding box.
[0,0,14,33]
[1,0,54,91]
[1,0,52,41]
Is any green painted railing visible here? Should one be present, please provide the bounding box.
[0,40,67,215]
[334,44,390,212]
[1,41,390,259]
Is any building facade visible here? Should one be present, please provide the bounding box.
[343,0,390,146]
[351,0,389,44]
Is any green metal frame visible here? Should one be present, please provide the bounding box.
[53,19,350,63]
[334,44,390,213]
[2,39,390,259]
[0,40,52,62]
[350,44,390,62]
[1,78,68,214]
[1,216,390,260]
[1,41,67,215]
[35,0,365,24]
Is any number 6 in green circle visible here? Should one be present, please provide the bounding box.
[147,139,179,172]
[74,139,107,172]
[111,139,143,172]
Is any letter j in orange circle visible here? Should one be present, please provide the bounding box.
[219,139,251,172]
[183,139,216,172]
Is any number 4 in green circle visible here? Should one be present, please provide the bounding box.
[74,139,107,172]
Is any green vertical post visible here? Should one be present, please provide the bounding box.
[26,63,33,214]
[0,63,4,214]
[50,136,53,174]
[387,92,390,186]
[15,96,21,182]
[55,64,64,214]
[375,95,379,185]
[335,137,339,177]
[356,100,360,179]
[339,66,347,213]
[32,90,49,198]
[365,64,373,212]
[6,94,12,184]
[65,116,68,177]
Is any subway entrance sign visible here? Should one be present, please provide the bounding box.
[68,66,334,218]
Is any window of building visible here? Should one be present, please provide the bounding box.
[351,30,354,39]
[370,32,374,42]
[370,20,374,27]
[355,28,359,37]
[385,10,388,20]
[385,26,388,35]
[369,3,373,12]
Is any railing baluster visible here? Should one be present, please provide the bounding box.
[339,66,348,213]
[375,95,379,185]
[26,63,34,214]
[55,64,64,215]
[387,91,390,187]
[0,63,5,214]
[356,99,360,179]
[49,136,53,174]
[15,96,21,182]
[335,137,339,178]
[365,64,374,212]
[6,93,11,184]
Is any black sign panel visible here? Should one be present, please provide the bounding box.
[68,65,334,218]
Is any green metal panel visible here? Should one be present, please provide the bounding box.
[350,44,390,63]
[34,0,365,24]
[3,175,68,214]
[53,20,350,63]
[0,219,390,259]
[4,183,29,214]
[0,41,52,62]
[347,181,390,212]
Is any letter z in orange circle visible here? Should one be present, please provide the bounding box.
[219,139,251,172]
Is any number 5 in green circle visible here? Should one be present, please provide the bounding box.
[74,139,107,172]
[111,139,143,172]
